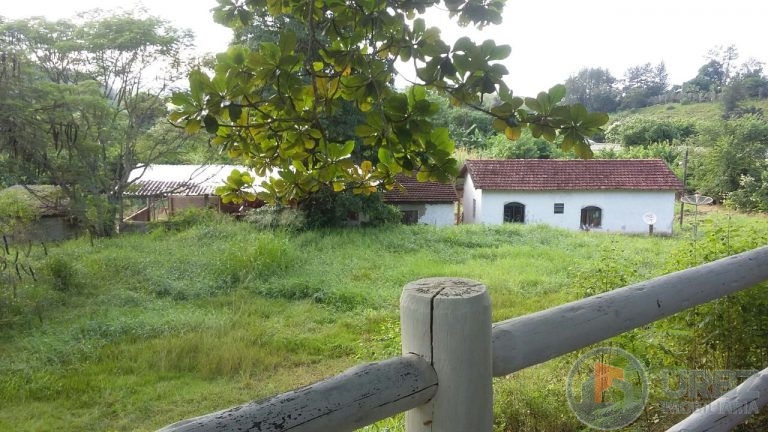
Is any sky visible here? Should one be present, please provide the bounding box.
[3,0,768,97]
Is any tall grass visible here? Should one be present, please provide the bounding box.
[0,211,763,431]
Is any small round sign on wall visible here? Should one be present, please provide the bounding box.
[642,212,657,225]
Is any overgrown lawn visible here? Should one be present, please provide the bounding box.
[0,211,765,431]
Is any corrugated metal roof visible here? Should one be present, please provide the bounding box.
[125,165,265,197]
[460,159,683,191]
[383,174,458,203]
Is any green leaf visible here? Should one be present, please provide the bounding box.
[490,44,511,61]
[228,104,242,122]
[279,30,297,55]
[548,84,566,103]
[204,115,219,134]
[412,18,425,35]
[378,148,394,166]
[453,37,474,52]
[583,112,610,128]
[185,119,202,134]
[525,97,542,112]
[170,92,191,107]
[384,94,409,119]
[188,69,208,101]
[492,118,507,132]
[228,45,248,66]
[504,126,522,140]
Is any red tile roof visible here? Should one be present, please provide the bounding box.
[460,159,683,191]
[383,174,458,203]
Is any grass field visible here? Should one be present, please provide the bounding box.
[608,98,768,124]
[0,208,766,431]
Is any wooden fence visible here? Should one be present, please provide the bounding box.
[158,245,768,432]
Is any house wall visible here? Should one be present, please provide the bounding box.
[169,195,219,213]
[8,216,80,245]
[461,174,482,224]
[393,203,456,226]
[463,174,677,233]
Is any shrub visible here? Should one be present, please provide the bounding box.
[153,207,226,232]
[243,205,305,231]
[300,188,401,228]
[0,188,40,236]
[44,255,78,292]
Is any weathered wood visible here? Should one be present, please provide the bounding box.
[492,245,768,376]
[156,354,437,432]
[401,277,493,432]
[666,366,768,432]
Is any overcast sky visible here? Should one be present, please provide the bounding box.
[3,0,767,97]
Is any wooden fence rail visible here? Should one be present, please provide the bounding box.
[491,244,768,376]
[158,355,436,432]
[159,245,768,432]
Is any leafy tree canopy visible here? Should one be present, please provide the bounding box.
[563,67,620,113]
[0,11,193,235]
[169,0,608,204]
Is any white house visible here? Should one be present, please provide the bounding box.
[383,174,457,226]
[459,159,683,234]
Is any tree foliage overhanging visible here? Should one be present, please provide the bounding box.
[169,0,608,204]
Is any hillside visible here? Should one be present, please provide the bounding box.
[607,98,768,125]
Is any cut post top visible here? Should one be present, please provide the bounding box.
[402,277,487,299]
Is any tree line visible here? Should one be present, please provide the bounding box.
[563,45,768,116]
[0,11,226,236]
[2,1,610,234]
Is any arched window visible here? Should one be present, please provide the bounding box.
[581,206,602,230]
[503,202,525,223]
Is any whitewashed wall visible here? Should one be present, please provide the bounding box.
[394,203,456,226]
[462,175,677,234]
[421,204,456,226]
[462,174,481,224]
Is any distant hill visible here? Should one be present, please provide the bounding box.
[607,98,768,125]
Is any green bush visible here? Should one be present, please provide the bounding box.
[300,188,401,228]
[481,130,567,159]
[726,173,768,212]
[44,255,78,292]
[0,188,40,235]
[153,207,227,232]
[243,205,305,231]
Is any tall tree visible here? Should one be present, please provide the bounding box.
[170,0,608,204]
[0,12,193,235]
[563,67,620,113]
[620,62,668,109]
[683,59,725,96]
[706,44,739,86]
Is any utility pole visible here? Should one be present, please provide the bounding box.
[679,147,689,229]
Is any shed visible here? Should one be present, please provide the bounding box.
[124,164,265,221]
[0,185,80,243]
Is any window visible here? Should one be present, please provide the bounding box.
[580,206,602,230]
[401,210,419,225]
[503,202,525,223]
[472,199,476,218]
[554,203,564,214]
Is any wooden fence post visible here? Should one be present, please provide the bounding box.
[400,278,493,432]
